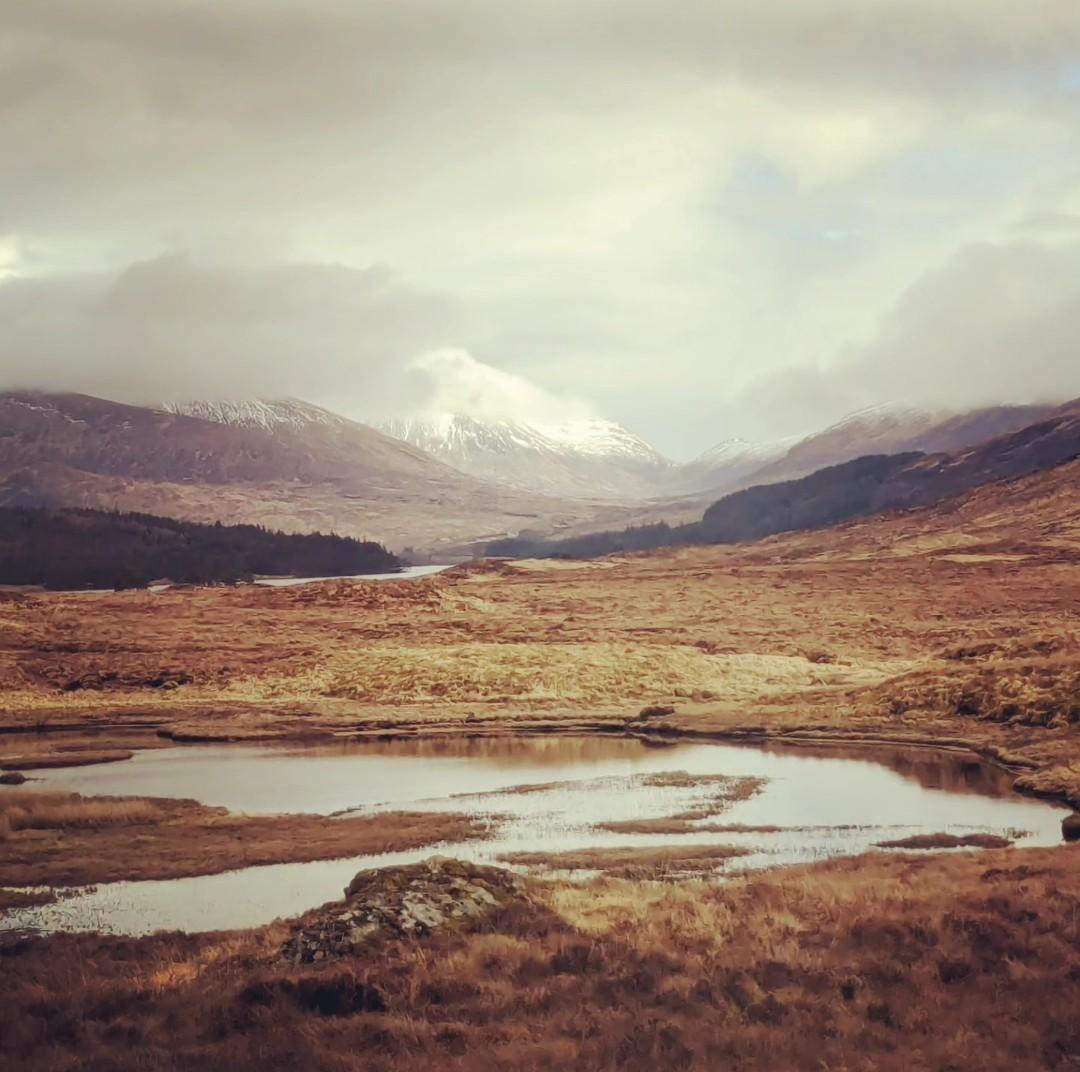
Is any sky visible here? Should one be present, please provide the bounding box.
[2,1,1080,459]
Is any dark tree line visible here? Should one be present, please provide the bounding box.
[0,507,400,590]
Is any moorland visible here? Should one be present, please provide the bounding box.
[1,451,1079,1070]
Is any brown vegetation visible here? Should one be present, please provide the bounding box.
[0,749,133,770]
[3,846,1080,1071]
[0,792,490,887]
[498,844,749,879]
[875,832,1015,850]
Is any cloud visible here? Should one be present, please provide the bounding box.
[0,253,596,427]
[410,349,593,425]
[725,239,1080,437]
[0,255,468,416]
[3,2,1080,456]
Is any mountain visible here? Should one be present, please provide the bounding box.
[380,413,672,499]
[651,400,1059,503]
[673,436,798,495]
[743,401,1057,487]
[487,399,1080,557]
[0,393,643,553]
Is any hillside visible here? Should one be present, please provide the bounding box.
[0,393,642,552]
[742,401,1056,488]
[488,400,1080,557]
[669,402,1057,497]
[0,507,399,590]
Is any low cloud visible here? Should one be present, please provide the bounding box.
[0,254,594,427]
[409,349,593,425]
[0,255,463,416]
[727,240,1080,439]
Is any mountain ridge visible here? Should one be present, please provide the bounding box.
[380,412,671,499]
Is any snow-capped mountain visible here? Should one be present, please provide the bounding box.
[673,436,799,495]
[161,398,342,432]
[381,413,672,499]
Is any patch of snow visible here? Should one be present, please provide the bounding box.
[162,398,341,432]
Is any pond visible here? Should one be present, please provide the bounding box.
[0,735,1068,936]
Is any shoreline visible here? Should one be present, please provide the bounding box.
[3,717,1078,811]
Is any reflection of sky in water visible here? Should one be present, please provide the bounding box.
[2,737,1069,937]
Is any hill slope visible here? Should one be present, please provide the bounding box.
[0,393,642,552]
[488,400,1080,557]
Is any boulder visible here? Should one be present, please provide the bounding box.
[637,704,676,719]
[281,857,526,965]
[1062,813,1080,842]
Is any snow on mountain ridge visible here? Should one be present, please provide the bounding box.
[162,398,341,432]
[381,412,671,499]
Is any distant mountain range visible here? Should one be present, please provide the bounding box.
[0,393,640,553]
[381,402,1057,501]
[488,398,1080,558]
[0,391,1068,556]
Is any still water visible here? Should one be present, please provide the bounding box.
[1,736,1068,936]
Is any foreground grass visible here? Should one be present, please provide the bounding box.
[2,846,1079,1071]
[0,792,489,887]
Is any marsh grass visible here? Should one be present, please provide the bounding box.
[2,846,1079,1071]
[0,792,489,887]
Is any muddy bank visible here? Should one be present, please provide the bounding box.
[0,749,134,771]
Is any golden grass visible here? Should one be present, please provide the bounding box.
[1015,764,1080,806]
[0,793,165,839]
[4,846,1080,1071]
[312,643,890,705]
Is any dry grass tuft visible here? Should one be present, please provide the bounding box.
[0,792,166,839]
[3,847,1080,1071]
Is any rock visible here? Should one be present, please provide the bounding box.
[637,704,676,719]
[0,772,27,785]
[1062,813,1080,842]
[281,857,526,965]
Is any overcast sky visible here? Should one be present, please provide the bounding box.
[3,1,1080,458]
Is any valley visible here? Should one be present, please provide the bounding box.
[2,396,1079,1072]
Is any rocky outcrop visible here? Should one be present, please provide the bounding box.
[281,857,526,965]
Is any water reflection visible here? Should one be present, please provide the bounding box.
[1,734,1069,937]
